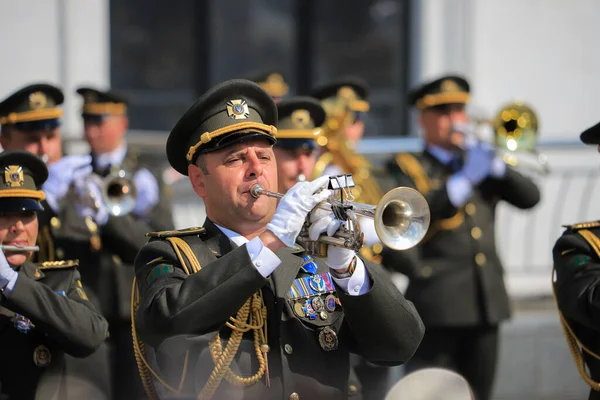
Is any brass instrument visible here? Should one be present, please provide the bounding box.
[466,101,549,175]
[313,86,388,261]
[75,169,138,217]
[0,244,39,252]
[101,169,137,216]
[250,175,430,257]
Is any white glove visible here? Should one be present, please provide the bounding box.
[132,168,160,218]
[73,174,109,226]
[266,175,333,248]
[0,251,17,290]
[325,243,356,271]
[43,155,93,213]
[459,143,495,185]
[308,207,341,241]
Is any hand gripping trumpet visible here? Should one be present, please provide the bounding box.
[251,174,431,257]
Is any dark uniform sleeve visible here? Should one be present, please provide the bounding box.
[553,229,600,331]
[102,170,175,264]
[483,167,541,209]
[134,238,268,347]
[338,261,425,365]
[2,264,109,357]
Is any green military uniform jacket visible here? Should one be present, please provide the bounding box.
[0,260,108,400]
[134,219,424,400]
[553,221,600,400]
[380,150,541,326]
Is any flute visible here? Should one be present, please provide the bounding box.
[0,245,39,252]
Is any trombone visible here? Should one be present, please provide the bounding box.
[461,101,550,175]
[250,174,431,257]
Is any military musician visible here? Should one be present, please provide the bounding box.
[133,79,424,399]
[382,75,541,400]
[0,149,108,400]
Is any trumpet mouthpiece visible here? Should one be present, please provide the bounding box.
[249,184,264,199]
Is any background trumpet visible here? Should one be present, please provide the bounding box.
[458,101,550,175]
[74,169,138,217]
[250,174,431,257]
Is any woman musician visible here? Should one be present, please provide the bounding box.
[0,150,108,400]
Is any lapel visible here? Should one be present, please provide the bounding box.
[201,219,235,257]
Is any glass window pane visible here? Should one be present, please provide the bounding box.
[110,0,196,130]
[312,0,410,137]
[209,0,296,93]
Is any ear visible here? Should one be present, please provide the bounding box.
[188,164,207,199]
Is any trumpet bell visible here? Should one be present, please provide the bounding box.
[102,174,137,216]
[373,187,431,251]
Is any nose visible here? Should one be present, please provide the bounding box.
[38,136,50,158]
[245,150,264,179]
[297,153,311,175]
[10,218,25,234]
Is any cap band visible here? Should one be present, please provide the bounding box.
[416,92,470,109]
[82,103,127,116]
[0,189,45,201]
[0,108,63,125]
[186,121,277,162]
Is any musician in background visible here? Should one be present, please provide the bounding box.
[132,79,424,399]
[74,86,174,399]
[382,75,541,400]
[0,83,112,399]
[0,149,108,400]
[553,121,600,400]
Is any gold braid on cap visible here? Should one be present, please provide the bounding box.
[82,103,127,116]
[0,189,45,201]
[0,109,63,125]
[186,122,277,162]
[276,128,321,139]
[416,92,470,109]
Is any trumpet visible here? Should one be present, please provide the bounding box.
[250,175,430,257]
[101,170,137,216]
[461,101,549,175]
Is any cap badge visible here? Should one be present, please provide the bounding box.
[4,166,24,187]
[291,109,311,129]
[226,99,250,120]
[441,79,460,93]
[266,73,284,84]
[29,92,47,110]
[337,86,356,102]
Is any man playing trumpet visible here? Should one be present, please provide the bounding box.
[133,79,424,399]
[0,150,108,399]
[382,75,541,400]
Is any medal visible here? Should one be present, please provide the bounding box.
[14,314,34,334]
[319,311,328,320]
[300,255,318,275]
[325,295,336,312]
[318,327,338,351]
[33,345,51,367]
[311,296,324,312]
[309,274,326,293]
[293,301,305,318]
[305,303,316,320]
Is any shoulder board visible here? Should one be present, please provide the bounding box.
[562,221,600,231]
[146,227,206,238]
[38,260,79,270]
[395,152,430,194]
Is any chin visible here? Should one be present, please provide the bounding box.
[5,253,27,267]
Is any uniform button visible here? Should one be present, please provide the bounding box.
[475,253,487,266]
[56,248,64,259]
[471,227,482,240]
[349,384,358,394]
[353,285,361,293]
[465,203,476,216]
[420,265,432,278]
[255,261,263,268]
[284,344,293,354]
[289,392,299,400]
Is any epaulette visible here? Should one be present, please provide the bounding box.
[562,221,600,231]
[38,260,79,270]
[395,152,431,194]
[146,227,206,238]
